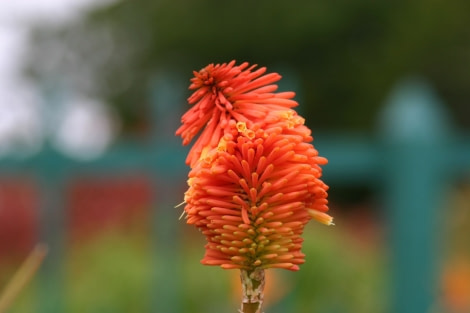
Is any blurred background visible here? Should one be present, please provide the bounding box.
[1,0,470,312]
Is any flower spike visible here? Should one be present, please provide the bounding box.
[176,60,332,313]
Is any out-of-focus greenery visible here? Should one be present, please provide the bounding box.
[290,225,387,313]
[0,266,38,313]
[65,230,154,313]
[6,219,386,313]
[25,0,470,134]
[181,224,387,313]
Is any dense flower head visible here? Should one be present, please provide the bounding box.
[177,61,332,271]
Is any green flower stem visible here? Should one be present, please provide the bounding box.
[239,268,265,313]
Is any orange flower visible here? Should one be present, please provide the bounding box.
[176,60,299,167]
[183,121,331,271]
[177,61,332,273]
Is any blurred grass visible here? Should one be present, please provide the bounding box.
[2,205,387,313]
[292,224,387,313]
[1,266,38,313]
[64,214,386,313]
[65,229,153,313]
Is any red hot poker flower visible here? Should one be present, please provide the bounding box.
[176,60,299,167]
[183,121,331,271]
[177,61,332,313]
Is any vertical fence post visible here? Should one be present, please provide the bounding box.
[148,71,187,313]
[379,78,452,313]
[37,145,67,313]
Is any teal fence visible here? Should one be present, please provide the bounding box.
[317,78,470,313]
[1,77,470,313]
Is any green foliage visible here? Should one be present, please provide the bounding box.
[24,0,470,134]
[290,226,387,313]
[3,220,385,312]
[65,231,154,313]
[0,267,38,313]
[179,230,234,313]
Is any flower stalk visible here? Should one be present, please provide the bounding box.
[239,268,265,313]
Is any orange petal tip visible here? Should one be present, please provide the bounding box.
[308,209,334,226]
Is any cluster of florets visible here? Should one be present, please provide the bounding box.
[177,61,332,272]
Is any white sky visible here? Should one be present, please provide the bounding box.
[0,0,103,23]
[0,0,116,159]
